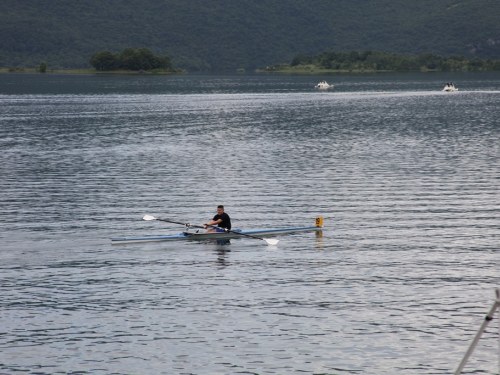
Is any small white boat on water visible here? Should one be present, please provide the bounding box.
[442,82,458,92]
[315,80,333,89]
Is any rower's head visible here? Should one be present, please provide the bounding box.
[217,205,224,215]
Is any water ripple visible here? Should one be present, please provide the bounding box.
[1,73,500,374]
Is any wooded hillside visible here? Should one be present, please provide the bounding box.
[1,0,500,71]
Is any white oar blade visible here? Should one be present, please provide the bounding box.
[143,215,156,221]
[265,239,279,246]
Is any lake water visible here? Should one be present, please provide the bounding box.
[1,72,499,375]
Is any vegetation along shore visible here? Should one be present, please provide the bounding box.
[261,50,500,73]
[3,49,500,75]
[1,47,185,75]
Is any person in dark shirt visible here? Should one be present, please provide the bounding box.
[204,205,231,232]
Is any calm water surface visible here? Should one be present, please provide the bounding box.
[1,72,500,374]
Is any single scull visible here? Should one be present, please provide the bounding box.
[111,217,323,245]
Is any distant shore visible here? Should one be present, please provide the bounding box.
[4,66,497,75]
[255,67,394,74]
[256,64,447,74]
[0,68,186,75]
[1,67,448,75]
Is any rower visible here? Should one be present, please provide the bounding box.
[204,205,231,232]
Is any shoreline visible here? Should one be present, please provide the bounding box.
[256,68,396,74]
[0,68,186,75]
[3,67,497,76]
[255,66,455,74]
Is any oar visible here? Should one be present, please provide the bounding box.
[142,215,279,245]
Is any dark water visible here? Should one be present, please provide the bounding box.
[1,72,499,375]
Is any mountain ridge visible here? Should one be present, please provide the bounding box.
[1,0,499,71]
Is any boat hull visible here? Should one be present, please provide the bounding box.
[442,84,458,92]
[111,226,322,245]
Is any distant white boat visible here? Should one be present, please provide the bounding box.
[442,82,458,92]
[315,81,333,89]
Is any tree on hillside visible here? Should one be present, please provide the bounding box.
[119,47,140,70]
[90,51,119,71]
[157,55,173,70]
[416,52,441,69]
[136,48,156,70]
[90,47,174,71]
[135,48,172,70]
[291,53,312,66]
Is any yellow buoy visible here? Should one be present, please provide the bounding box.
[315,217,324,227]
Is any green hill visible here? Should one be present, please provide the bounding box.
[1,0,500,71]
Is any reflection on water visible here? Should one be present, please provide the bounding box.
[1,73,500,375]
[216,248,231,268]
[315,230,324,249]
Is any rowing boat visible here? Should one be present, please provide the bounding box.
[111,217,323,245]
